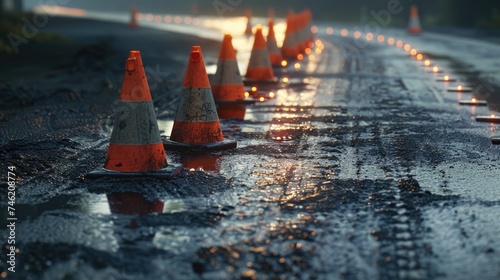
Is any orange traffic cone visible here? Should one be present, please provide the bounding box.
[281,15,300,58]
[244,9,253,35]
[212,34,248,103]
[128,6,139,28]
[246,26,276,82]
[107,193,164,215]
[408,4,422,34]
[165,46,237,152]
[267,19,284,67]
[87,50,183,179]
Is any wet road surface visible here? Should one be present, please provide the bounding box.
[1,16,500,280]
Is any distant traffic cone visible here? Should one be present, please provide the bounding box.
[267,19,284,67]
[407,4,422,34]
[128,6,138,28]
[165,46,237,152]
[87,51,183,179]
[244,9,253,35]
[281,15,300,58]
[246,26,276,82]
[212,34,247,102]
[107,193,164,215]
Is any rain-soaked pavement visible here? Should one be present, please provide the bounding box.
[1,14,500,280]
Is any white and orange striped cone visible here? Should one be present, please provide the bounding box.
[128,6,139,28]
[88,51,183,179]
[164,46,237,152]
[244,9,253,36]
[408,4,422,34]
[245,25,277,83]
[267,19,284,67]
[281,15,300,59]
[212,34,254,105]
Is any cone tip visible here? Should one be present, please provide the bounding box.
[191,50,201,61]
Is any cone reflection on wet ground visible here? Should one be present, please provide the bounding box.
[180,153,222,172]
[107,192,164,215]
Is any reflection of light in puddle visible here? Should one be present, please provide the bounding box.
[158,120,174,136]
[89,194,112,215]
[162,199,185,213]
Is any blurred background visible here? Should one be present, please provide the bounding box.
[1,0,500,28]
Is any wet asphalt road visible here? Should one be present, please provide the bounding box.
[1,16,500,280]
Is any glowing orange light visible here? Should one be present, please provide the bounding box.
[294,63,301,69]
[259,97,265,102]
[424,60,431,66]
[283,77,289,83]
[377,35,385,43]
[281,60,288,67]
[417,54,423,60]
[251,86,258,92]
[269,92,275,98]
[326,27,334,35]
[315,39,322,45]
[491,114,496,118]
[396,40,404,48]
[164,15,172,23]
[245,92,250,98]
[305,48,312,55]
[404,44,411,52]
[366,32,374,41]
[315,48,322,54]
[444,75,450,81]
[309,55,315,61]
[410,49,417,56]
[297,54,304,60]
[341,29,349,37]
[433,66,439,73]
[387,38,395,45]
[354,31,361,39]
[457,85,463,91]
[311,25,318,33]
[471,98,477,103]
